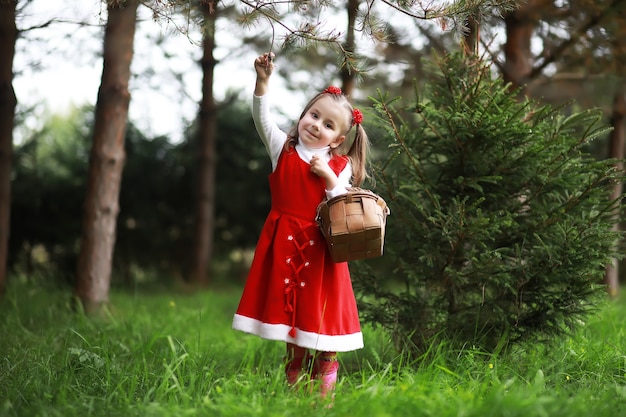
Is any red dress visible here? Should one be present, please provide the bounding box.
[232,147,364,352]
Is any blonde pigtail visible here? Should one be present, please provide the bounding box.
[347,124,370,187]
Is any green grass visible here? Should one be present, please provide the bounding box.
[2,280,626,417]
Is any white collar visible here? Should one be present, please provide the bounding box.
[295,143,331,163]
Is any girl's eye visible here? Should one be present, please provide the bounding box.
[325,123,333,129]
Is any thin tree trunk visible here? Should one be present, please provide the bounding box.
[74,0,138,314]
[0,0,17,298]
[463,14,480,56]
[503,0,536,95]
[190,0,218,286]
[605,91,626,297]
[341,0,358,98]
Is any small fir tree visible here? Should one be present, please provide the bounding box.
[356,53,624,354]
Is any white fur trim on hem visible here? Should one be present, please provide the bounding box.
[232,314,364,352]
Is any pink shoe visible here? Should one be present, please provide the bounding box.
[285,355,312,386]
[314,356,339,398]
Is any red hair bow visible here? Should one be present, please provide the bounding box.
[323,86,343,95]
[352,108,363,126]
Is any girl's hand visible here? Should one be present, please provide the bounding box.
[310,154,338,189]
[254,53,275,81]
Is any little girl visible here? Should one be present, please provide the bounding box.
[232,52,370,398]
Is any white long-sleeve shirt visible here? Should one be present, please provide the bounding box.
[252,94,352,199]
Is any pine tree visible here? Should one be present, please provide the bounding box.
[357,52,624,354]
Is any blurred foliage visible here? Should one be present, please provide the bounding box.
[354,52,625,355]
[9,100,271,286]
[10,108,91,281]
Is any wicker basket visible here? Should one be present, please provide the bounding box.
[316,188,390,263]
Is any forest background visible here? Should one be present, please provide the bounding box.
[3,1,626,415]
[2,0,626,342]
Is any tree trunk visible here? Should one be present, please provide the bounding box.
[190,0,218,286]
[74,0,138,314]
[0,0,17,298]
[340,0,358,98]
[503,0,536,95]
[605,91,626,297]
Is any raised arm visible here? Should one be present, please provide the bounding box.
[254,53,274,97]
[252,53,286,170]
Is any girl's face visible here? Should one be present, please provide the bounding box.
[297,95,348,150]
